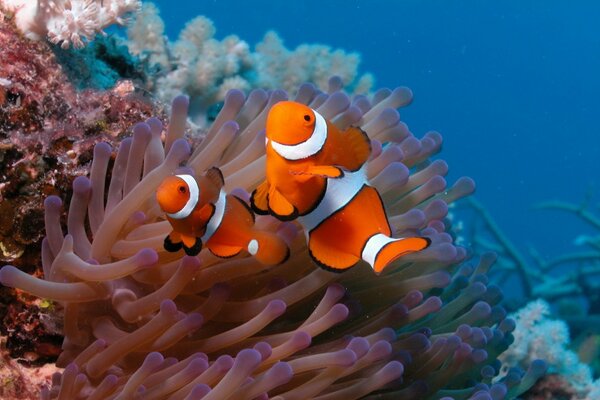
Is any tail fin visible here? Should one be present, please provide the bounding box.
[362,234,431,274]
[248,231,290,265]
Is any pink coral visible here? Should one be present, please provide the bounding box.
[521,374,578,400]
[0,350,61,400]
[0,11,157,362]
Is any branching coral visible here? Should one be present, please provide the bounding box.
[499,300,600,399]
[530,200,600,306]
[1,0,140,48]
[254,31,373,97]
[454,197,600,397]
[126,3,373,126]
[0,80,545,399]
[453,197,600,323]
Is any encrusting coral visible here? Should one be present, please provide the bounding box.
[0,9,159,374]
[0,75,547,398]
[0,350,61,399]
[0,15,305,369]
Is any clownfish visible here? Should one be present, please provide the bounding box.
[156,167,289,265]
[250,101,431,274]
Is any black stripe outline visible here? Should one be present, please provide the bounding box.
[250,188,269,215]
[306,183,369,235]
[298,178,328,217]
[308,246,360,273]
[304,184,371,272]
[345,125,372,173]
[209,247,242,259]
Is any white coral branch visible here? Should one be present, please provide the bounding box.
[1,0,140,48]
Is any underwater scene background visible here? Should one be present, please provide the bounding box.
[156,0,600,301]
[0,0,599,399]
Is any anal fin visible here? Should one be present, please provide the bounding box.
[250,180,270,215]
[209,243,242,259]
[308,234,360,272]
[249,231,290,265]
[268,186,298,220]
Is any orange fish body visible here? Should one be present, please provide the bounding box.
[157,168,289,265]
[254,101,370,218]
[251,101,430,274]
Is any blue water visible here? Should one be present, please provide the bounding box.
[153,0,600,297]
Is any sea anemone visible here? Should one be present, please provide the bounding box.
[0,78,545,399]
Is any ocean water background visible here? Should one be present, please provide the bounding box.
[151,0,600,299]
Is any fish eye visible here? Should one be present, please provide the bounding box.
[178,185,187,193]
[303,114,311,122]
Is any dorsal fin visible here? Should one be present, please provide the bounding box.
[205,167,225,189]
[344,126,372,168]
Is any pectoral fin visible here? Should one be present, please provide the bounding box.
[182,236,202,256]
[250,180,270,215]
[164,233,183,252]
[268,186,298,220]
[197,203,215,223]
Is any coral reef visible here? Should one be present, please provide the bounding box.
[253,31,374,97]
[454,196,600,386]
[0,8,158,266]
[0,9,158,361]
[522,374,579,400]
[499,299,599,398]
[453,197,600,308]
[0,76,547,398]
[1,0,140,48]
[126,3,373,126]
[52,35,148,90]
[0,347,61,400]
[454,196,600,324]
[1,288,63,364]
[530,199,600,311]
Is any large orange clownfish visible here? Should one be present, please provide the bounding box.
[250,101,430,274]
[156,167,289,265]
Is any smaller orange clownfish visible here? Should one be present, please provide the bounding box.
[251,101,430,274]
[156,167,289,265]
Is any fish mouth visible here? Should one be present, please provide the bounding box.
[156,189,180,214]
